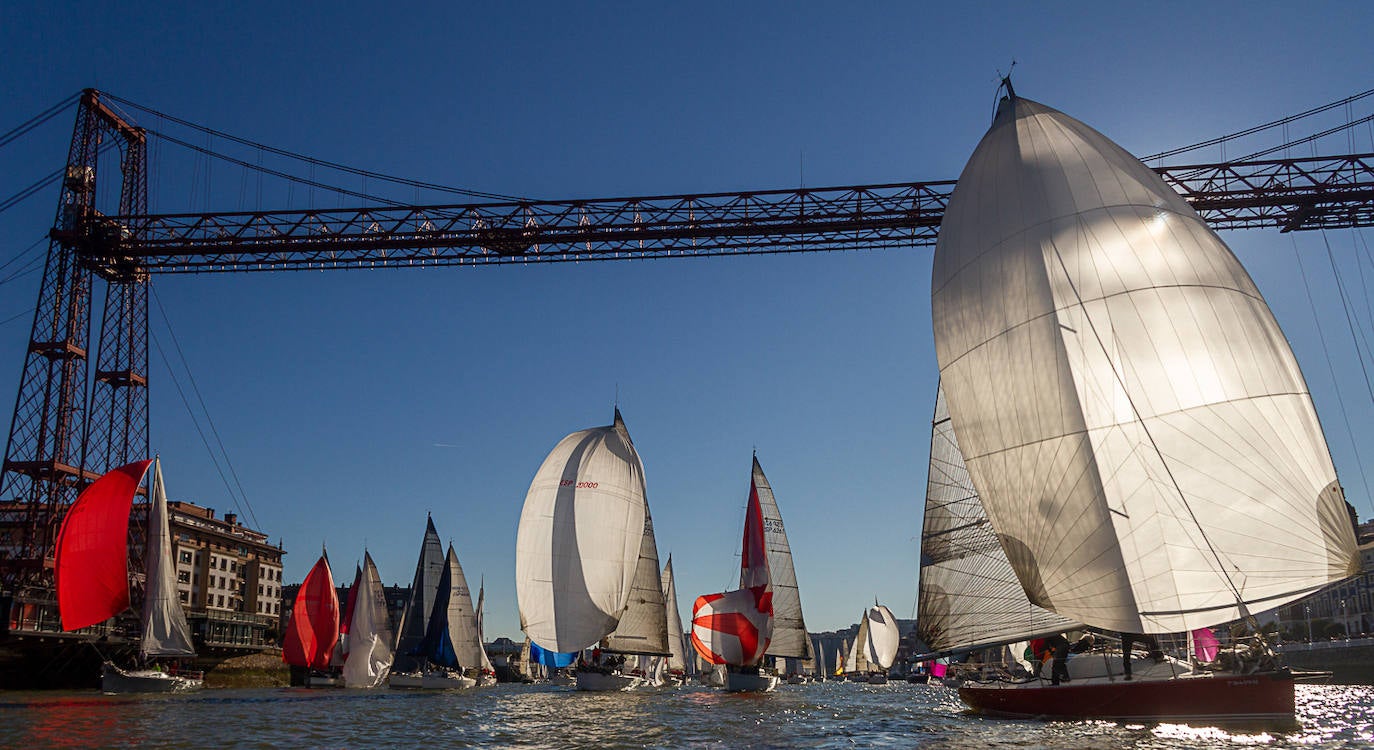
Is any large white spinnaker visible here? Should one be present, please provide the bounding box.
[931,93,1360,633]
[918,385,1081,653]
[516,409,650,652]
[750,457,812,662]
[141,459,195,657]
[864,604,900,671]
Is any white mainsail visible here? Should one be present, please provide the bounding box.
[844,622,868,674]
[394,516,446,671]
[931,92,1361,634]
[605,502,670,655]
[474,579,495,673]
[140,458,195,657]
[660,556,690,673]
[814,638,827,677]
[516,408,650,652]
[864,604,900,671]
[443,545,487,670]
[918,385,1080,653]
[750,457,811,662]
[343,552,394,688]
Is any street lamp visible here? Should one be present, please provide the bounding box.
[1343,600,1350,641]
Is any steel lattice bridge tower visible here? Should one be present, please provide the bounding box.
[2,88,1374,597]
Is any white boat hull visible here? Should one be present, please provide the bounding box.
[389,670,478,690]
[100,662,203,694]
[575,670,643,691]
[724,671,778,692]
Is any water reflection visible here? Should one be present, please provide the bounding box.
[0,681,1369,749]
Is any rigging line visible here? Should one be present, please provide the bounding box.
[0,236,47,277]
[1317,229,1374,513]
[0,307,34,328]
[148,330,257,530]
[1292,233,1374,515]
[1045,224,1253,620]
[148,283,262,531]
[0,92,81,150]
[100,91,528,202]
[0,253,43,288]
[1169,113,1374,184]
[0,139,121,215]
[1142,88,1374,162]
[147,129,405,208]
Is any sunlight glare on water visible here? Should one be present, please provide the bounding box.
[0,681,1371,749]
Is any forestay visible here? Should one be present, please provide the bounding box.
[918,385,1079,653]
[516,409,650,652]
[931,93,1360,633]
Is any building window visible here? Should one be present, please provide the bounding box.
[220,558,227,571]
[218,595,225,607]
[179,551,193,564]
[259,585,264,596]
[179,591,189,603]
[230,561,237,573]
[178,571,190,584]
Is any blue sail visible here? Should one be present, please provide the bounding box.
[530,640,576,668]
[415,553,460,669]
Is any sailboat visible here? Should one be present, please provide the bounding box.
[861,603,900,684]
[515,409,671,691]
[813,638,827,682]
[473,577,498,686]
[342,551,393,688]
[392,516,445,674]
[690,457,778,692]
[922,81,1362,726]
[389,544,479,689]
[282,550,342,687]
[659,556,692,686]
[746,457,814,685]
[843,619,869,681]
[56,458,202,692]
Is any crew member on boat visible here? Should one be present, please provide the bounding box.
[1119,632,1164,681]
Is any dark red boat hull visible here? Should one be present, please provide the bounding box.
[959,670,1295,727]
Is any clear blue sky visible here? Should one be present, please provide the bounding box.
[2,1,1373,639]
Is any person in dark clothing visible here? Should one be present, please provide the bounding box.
[1032,634,1072,685]
[1120,632,1164,680]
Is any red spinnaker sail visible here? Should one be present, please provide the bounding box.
[689,586,773,665]
[55,460,154,631]
[740,475,769,589]
[283,554,341,669]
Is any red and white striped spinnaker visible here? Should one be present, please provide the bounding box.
[689,462,774,666]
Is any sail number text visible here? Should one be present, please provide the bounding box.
[560,479,599,489]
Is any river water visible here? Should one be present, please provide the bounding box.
[2,680,1372,749]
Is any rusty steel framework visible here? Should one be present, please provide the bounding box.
[3,90,1374,596]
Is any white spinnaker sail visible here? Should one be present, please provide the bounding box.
[443,545,486,670]
[865,605,900,671]
[931,94,1360,633]
[141,459,195,657]
[394,517,445,671]
[605,503,670,655]
[918,385,1081,653]
[661,557,689,672]
[343,552,394,688]
[750,457,812,661]
[516,409,649,652]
